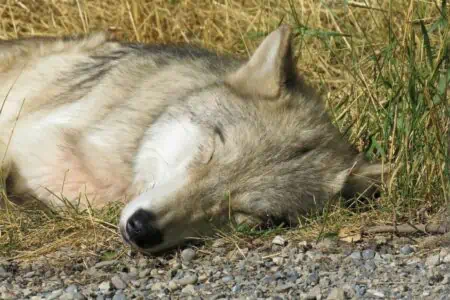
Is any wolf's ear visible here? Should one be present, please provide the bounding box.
[225,25,297,99]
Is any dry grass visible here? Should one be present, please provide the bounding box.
[0,0,449,261]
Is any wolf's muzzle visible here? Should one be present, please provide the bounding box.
[123,209,163,249]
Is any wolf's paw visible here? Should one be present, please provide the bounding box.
[233,212,263,228]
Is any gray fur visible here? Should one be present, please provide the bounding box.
[0,26,387,253]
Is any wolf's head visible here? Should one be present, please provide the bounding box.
[119,25,388,254]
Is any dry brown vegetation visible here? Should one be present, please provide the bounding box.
[0,0,449,261]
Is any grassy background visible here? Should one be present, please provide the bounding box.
[0,0,449,261]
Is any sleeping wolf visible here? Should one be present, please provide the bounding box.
[0,25,386,253]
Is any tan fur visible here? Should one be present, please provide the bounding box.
[0,25,388,253]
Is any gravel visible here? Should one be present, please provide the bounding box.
[1,235,450,299]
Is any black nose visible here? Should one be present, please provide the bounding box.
[125,209,163,249]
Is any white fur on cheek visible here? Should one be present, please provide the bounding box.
[120,117,206,233]
[133,117,205,191]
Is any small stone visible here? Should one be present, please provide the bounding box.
[400,245,415,255]
[130,279,141,287]
[1,292,16,300]
[47,289,64,300]
[139,269,150,278]
[59,293,75,300]
[95,260,117,269]
[112,292,126,300]
[168,281,179,291]
[272,257,284,266]
[111,275,127,290]
[176,274,198,286]
[98,281,111,292]
[353,284,367,296]
[350,251,362,260]
[150,269,159,277]
[66,285,78,293]
[232,284,241,293]
[137,258,148,269]
[364,260,377,272]
[275,283,295,293]
[443,254,450,263]
[272,235,287,246]
[74,293,87,300]
[24,271,36,278]
[326,288,345,300]
[362,249,376,260]
[307,271,320,285]
[367,289,385,298]
[426,254,441,267]
[181,284,196,295]
[222,275,233,283]
[375,235,387,245]
[306,285,322,299]
[22,289,32,297]
[381,254,394,263]
[287,270,300,282]
[151,282,165,292]
[212,256,222,264]
[128,267,138,278]
[181,249,196,263]
[316,238,337,252]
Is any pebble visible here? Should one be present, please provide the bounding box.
[272,257,284,266]
[98,281,111,292]
[307,271,320,285]
[353,284,367,296]
[272,235,287,246]
[367,289,385,298]
[326,288,345,300]
[181,284,196,295]
[362,249,376,260]
[94,260,117,269]
[443,255,450,263]
[275,283,295,292]
[306,285,322,299]
[176,274,198,286]
[222,275,233,283]
[426,254,441,267]
[400,245,415,255]
[350,251,362,260]
[151,282,165,292]
[47,289,64,300]
[137,258,149,269]
[232,284,241,293]
[111,275,127,289]
[112,292,127,300]
[1,239,449,299]
[168,281,179,291]
[24,271,36,278]
[181,249,196,263]
[138,269,150,278]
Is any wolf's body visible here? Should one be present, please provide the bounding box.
[0,26,385,253]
